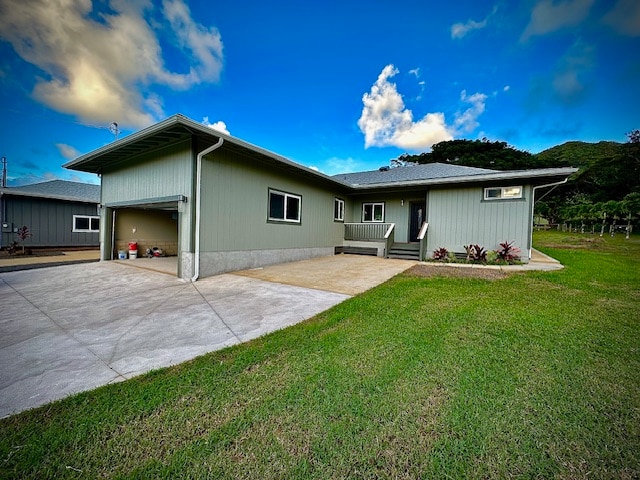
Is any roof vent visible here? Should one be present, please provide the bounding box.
[379,166,390,172]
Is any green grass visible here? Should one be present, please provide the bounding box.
[2,231,639,479]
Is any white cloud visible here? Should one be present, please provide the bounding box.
[521,0,595,41]
[504,85,511,92]
[308,166,320,172]
[55,143,82,161]
[603,0,640,36]
[408,68,421,77]
[358,65,487,151]
[451,6,497,39]
[202,117,230,135]
[454,91,488,134]
[358,65,453,150]
[451,19,488,39]
[0,0,224,129]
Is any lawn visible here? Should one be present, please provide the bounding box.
[1,231,639,479]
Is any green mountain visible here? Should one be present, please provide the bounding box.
[534,140,623,169]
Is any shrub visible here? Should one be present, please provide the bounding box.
[496,240,521,263]
[432,247,449,261]
[16,225,32,254]
[464,244,487,263]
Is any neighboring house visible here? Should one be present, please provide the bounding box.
[64,114,577,280]
[0,180,100,249]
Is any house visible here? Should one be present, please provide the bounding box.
[64,114,577,280]
[0,180,100,249]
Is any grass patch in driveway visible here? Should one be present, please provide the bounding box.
[1,231,639,479]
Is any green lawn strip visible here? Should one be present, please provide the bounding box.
[1,231,639,478]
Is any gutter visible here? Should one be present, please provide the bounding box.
[191,137,224,282]
[528,177,570,259]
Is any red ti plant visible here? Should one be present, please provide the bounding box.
[432,247,449,261]
[464,244,487,263]
[16,225,32,254]
[496,240,521,263]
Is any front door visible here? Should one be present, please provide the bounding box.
[409,201,426,242]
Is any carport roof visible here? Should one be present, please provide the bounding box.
[64,114,350,189]
[64,114,578,191]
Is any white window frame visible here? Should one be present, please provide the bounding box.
[362,202,385,222]
[484,186,523,201]
[73,215,100,232]
[334,198,345,222]
[268,189,301,223]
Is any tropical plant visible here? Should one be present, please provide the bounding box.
[464,244,487,263]
[496,241,521,263]
[432,247,449,261]
[15,225,32,254]
[621,192,640,239]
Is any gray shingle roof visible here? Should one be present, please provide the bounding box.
[1,180,100,203]
[332,163,497,186]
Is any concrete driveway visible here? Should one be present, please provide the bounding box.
[0,255,414,418]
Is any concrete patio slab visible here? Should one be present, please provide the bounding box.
[234,254,417,295]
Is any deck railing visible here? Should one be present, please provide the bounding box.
[344,222,394,241]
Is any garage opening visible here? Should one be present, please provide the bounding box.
[113,207,179,276]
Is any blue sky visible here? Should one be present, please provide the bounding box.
[0,0,638,186]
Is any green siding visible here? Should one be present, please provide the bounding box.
[101,140,193,204]
[199,151,345,252]
[425,185,532,255]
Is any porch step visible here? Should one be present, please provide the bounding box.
[335,246,378,256]
[387,243,420,260]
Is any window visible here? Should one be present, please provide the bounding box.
[268,189,301,223]
[484,186,523,200]
[73,215,100,232]
[362,202,384,222]
[334,198,345,221]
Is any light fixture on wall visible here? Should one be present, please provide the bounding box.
[401,199,404,206]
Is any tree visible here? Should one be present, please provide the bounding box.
[622,192,640,239]
[16,225,32,254]
[401,139,536,170]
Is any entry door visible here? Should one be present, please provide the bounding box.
[409,202,426,242]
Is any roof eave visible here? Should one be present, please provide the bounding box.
[64,114,353,189]
[0,188,99,203]
[348,167,579,190]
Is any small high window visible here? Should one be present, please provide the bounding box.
[73,215,100,232]
[268,189,301,223]
[362,202,384,222]
[484,186,523,200]
[334,198,345,221]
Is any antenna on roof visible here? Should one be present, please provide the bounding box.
[1,156,6,188]
[109,122,120,141]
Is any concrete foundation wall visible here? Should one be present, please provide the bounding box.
[181,252,194,279]
[197,247,334,279]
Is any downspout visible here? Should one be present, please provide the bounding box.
[191,137,224,282]
[529,178,569,259]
